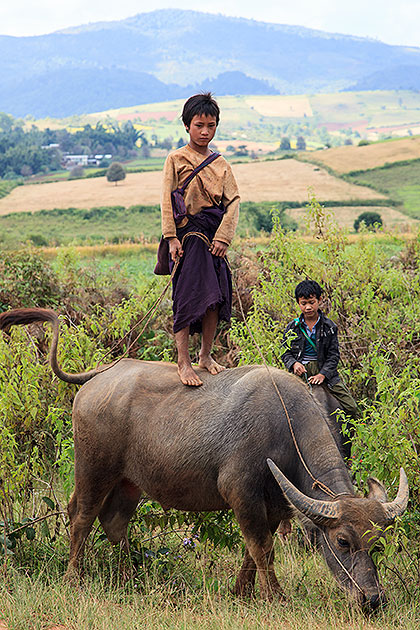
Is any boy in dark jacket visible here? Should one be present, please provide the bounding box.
[282,280,358,419]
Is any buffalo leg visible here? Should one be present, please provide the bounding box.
[234,513,284,597]
[66,475,116,578]
[233,507,284,599]
[66,492,103,578]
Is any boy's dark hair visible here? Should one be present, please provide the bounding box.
[182,92,220,129]
[295,280,323,301]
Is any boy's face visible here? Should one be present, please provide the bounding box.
[186,114,217,149]
[297,294,320,320]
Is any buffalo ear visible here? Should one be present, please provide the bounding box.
[367,477,388,503]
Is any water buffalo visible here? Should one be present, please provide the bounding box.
[0,308,409,610]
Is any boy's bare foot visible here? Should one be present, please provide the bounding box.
[198,354,226,375]
[178,362,203,386]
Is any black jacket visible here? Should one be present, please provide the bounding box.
[281,311,340,385]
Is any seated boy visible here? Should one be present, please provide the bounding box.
[281,279,358,420]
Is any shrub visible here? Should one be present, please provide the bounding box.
[354,211,383,232]
[106,162,126,185]
[69,165,84,179]
[0,250,61,309]
[29,234,48,247]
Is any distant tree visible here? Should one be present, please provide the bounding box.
[106,162,126,185]
[280,137,291,151]
[296,136,306,151]
[29,233,48,247]
[177,137,185,148]
[160,137,173,151]
[234,145,248,157]
[358,139,370,146]
[20,165,33,177]
[140,144,151,158]
[69,165,84,179]
[344,138,353,145]
[0,112,16,133]
[354,211,383,232]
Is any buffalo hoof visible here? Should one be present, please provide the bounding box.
[260,585,286,602]
[232,580,255,598]
[361,591,388,615]
[63,565,81,584]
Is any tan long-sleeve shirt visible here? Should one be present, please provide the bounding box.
[161,144,240,245]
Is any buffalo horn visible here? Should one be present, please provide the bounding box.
[382,468,409,523]
[267,458,339,526]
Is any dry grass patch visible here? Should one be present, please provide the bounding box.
[234,160,384,203]
[0,160,384,216]
[245,95,313,118]
[0,171,163,216]
[307,137,420,174]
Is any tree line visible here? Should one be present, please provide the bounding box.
[0,112,143,179]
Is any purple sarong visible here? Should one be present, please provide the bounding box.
[170,207,232,335]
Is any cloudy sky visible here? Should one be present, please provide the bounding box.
[1,0,419,48]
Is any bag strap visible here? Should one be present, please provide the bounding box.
[295,318,317,351]
[178,152,221,194]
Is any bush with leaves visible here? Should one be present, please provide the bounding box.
[0,249,61,310]
[354,210,383,232]
[106,162,126,185]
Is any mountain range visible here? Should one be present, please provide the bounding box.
[1,9,420,119]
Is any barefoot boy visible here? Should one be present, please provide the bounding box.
[282,280,358,419]
[161,93,240,386]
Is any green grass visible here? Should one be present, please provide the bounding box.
[347,161,420,219]
[0,202,295,249]
[1,532,419,630]
[0,179,21,198]
[0,204,162,248]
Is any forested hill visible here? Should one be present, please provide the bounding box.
[1,9,420,118]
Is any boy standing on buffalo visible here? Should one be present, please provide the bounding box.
[282,280,358,419]
[161,93,240,387]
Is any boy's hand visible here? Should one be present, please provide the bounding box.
[293,362,306,376]
[168,237,183,262]
[308,373,325,385]
[210,240,228,257]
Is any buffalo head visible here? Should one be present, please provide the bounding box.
[267,459,409,612]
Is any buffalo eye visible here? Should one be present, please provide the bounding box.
[337,536,350,548]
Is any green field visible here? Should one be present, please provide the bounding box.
[0,201,298,249]
[347,160,420,219]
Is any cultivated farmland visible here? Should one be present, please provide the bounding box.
[306,136,420,173]
[0,159,384,216]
